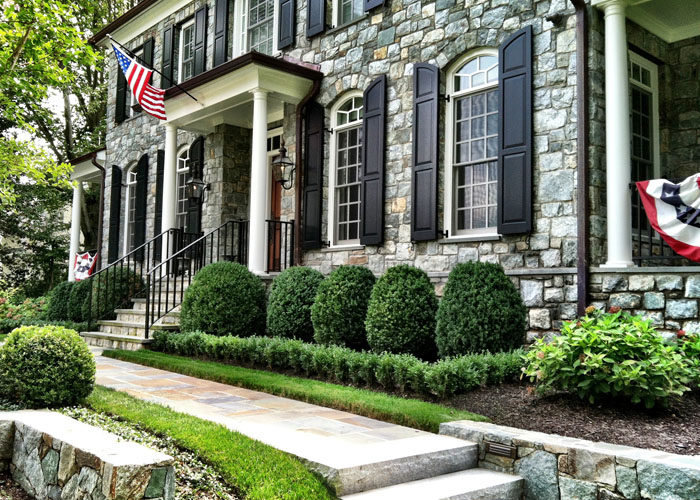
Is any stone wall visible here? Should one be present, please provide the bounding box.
[441,420,700,500]
[0,411,174,500]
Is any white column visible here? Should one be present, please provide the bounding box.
[248,89,269,274]
[602,0,634,268]
[163,123,178,257]
[67,182,83,281]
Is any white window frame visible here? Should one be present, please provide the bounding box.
[332,0,364,28]
[176,146,190,230]
[178,19,195,84]
[123,164,139,255]
[444,48,500,241]
[628,50,660,180]
[329,91,363,248]
[233,0,279,57]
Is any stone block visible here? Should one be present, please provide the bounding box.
[568,448,616,486]
[637,460,700,500]
[615,465,640,500]
[601,275,628,293]
[0,421,13,460]
[608,293,641,309]
[41,449,59,486]
[544,287,564,303]
[656,275,683,291]
[666,300,698,319]
[628,275,654,291]
[559,303,578,320]
[514,451,559,500]
[522,280,544,307]
[685,275,700,298]
[559,476,597,500]
[529,309,551,330]
[643,292,665,310]
[599,490,625,500]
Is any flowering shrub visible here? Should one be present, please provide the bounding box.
[0,290,47,323]
[523,307,694,408]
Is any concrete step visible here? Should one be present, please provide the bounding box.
[340,469,522,500]
[80,331,153,351]
[114,308,180,325]
[96,320,178,336]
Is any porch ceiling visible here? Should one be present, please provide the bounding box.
[164,53,322,134]
[70,149,105,182]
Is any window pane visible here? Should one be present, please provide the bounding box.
[473,207,486,228]
[487,90,499,113]
[471,116,484,139]
[474,163,486,183]
[471,93,485,115]
[471,139,484,160]
[486,136,498,158]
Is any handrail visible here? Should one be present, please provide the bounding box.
[144,219,249,339]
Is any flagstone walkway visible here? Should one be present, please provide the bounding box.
[91,348,495,497]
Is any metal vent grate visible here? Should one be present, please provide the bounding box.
[484,441,517,459]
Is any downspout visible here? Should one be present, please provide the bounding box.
[570,0,590,316]
[91,154,106,271]
[294,79,321,265]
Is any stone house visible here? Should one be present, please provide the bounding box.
[68,0,700,343]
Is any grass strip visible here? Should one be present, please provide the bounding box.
[87,386,334,500]
[102,349,488,432]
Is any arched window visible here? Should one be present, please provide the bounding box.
[177,148,190,230]
[330,94,363,246]
[124,164,138,253]
[445,50,500,237]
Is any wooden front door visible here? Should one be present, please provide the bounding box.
[268,175,282,271]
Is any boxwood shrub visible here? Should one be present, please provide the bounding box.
[68,279,92,322]
[152,330,524,398]
[46,281,75,321]
[436,262,527,357]
[267,267,324,342]
[365,265,437,360]
[311,265,375,350]
[180,262,266,337]
[0,325,95,408]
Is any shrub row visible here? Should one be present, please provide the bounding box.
[0,318,88,335]
[152,330,524,398]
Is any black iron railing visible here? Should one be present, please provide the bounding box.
[266,219,294,273]
[86,229,198,327]
[144,219,248,338]
[630,181,698,266]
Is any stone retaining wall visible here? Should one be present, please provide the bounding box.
[0,410,174,500]
[441,420,700,500]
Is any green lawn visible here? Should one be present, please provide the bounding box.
[87,386,334,500]
[102,349,487,432]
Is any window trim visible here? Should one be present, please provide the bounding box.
[329,91,364,247]
[233,0,279,57]
[444,48,500,240]
[332,0,364,29]
[123,163,139,255]
[178,19,195,84]
[176,146,190,230]
[628,50,660,180]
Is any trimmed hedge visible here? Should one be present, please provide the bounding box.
[436,262,527,357]
[46,281,75,321]
[0,325,95,408]
[267,267,324,342]
[311,265,375,350]
[180,262,266,337]
[151,330,524,398]
[365,265,438,360]
[0,319,88,335]
[68,279,92,322]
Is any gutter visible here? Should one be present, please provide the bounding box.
[570,0,590,316]
[294,80,321,265]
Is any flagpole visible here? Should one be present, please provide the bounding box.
[107,33,200,103]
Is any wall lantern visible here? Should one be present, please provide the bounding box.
[272,139,295,190]
[185,177,209,202]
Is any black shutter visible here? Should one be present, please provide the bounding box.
[364,0,384,12]
[133,154,149,261]
[115,68,127,124]
[186,137,205,235]
[107,166,123,263]
[161,26,175,88]
[193,6,208,76]
[154,150,165,260]
[143,37,154,69]
[497,26,532,234]
[213,0,229,66]
[306,0,324,38]
[302,102,324,249]
[360,75,386,246]
[279,0,296,48]
[411,63,439,242]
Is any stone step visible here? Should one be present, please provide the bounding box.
[131,298,182,313]
[80,331,153,351]
[96,320,178,336]
[340,469,523,500]
[114,308,180,325]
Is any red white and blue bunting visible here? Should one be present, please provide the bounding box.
[74,252,97,281]
[636,174,700,262]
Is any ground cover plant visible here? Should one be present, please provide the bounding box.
[523,307,696,408]
[365,265,438,359]
[180,262,266,337]
[311,265,375,350]
[0,325,95,408]
[87,386,334,500]
[436,262,526,357]
[267,266,324,342]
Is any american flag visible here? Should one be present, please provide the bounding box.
[112,43,167,120]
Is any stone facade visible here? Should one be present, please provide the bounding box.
[0,411,174,500]
[442,420,700,500]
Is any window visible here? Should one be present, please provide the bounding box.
[330,95,363,245]
[177,148,190,230]
[124,165,138,254]
[234,0,276,56]
[336,0,363,26]
[178,20,195,83]
[445,51,500,237]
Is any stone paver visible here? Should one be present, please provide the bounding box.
[92,349,479,495]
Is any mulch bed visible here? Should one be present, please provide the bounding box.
[444,382,700,456]
[0,472,33,500]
